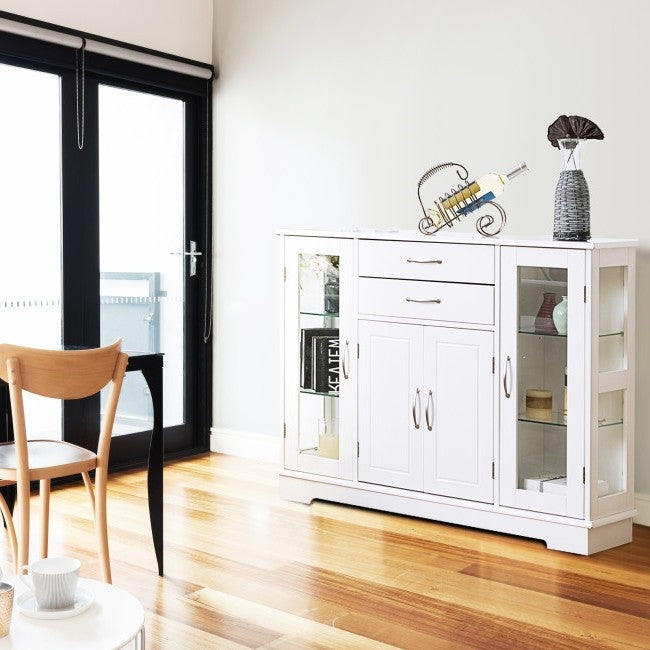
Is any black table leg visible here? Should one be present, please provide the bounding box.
[0,384,15,518]
[138,363,164,577]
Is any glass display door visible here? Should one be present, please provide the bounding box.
[500,247,586,518]
[283,237,355,480]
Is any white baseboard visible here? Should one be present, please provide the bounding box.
[210,427,281,464]
[634,493,650,526]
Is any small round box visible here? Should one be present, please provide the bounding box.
[526,389,552,420]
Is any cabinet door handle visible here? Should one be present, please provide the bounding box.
[503,356,512,399]
[342,340,350,379]
[406,258,443,264]
[425,389,433,431]
[412,388,421,429]
[405,298,442,304]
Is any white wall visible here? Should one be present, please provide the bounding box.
[0,0,213,62]
[212,0,650,504]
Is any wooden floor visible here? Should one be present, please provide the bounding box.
[2,453,649,648]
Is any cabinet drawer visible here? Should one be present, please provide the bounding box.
[358,277,494,325]
[359,240,494,284]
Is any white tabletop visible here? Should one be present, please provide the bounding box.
[0,578,144,649]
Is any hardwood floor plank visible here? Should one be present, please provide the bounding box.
[188,588,396,649]
[0,453,648,649]
[460,559,650,618]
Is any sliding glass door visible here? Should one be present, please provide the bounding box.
[0,34,212,463]
[99,85,185,439]
[0,63,63,440]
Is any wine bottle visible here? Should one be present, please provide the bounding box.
[426,162,528,228]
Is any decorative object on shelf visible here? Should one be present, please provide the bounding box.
[524,474,566,492]
[299,254,339,314]
[311,335,340,393]
[552,295,568,335]
[548,115,604,241]
[534,292,559,333]
[525,389,553,420]
[300,328,338,390]
[317,418,339,459]
[324,263,339,314]
[416,161,527,237]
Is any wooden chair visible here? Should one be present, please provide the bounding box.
[0,340,128,583]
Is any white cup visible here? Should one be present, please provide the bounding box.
[19,557,80,610]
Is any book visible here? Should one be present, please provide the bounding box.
[300,328,338,390]
[312,335,340,394]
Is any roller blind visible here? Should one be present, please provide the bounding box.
[0,12,214,80]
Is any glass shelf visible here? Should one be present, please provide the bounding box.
[518,328,566,338]
[300,311,339,318]
[300,389,339,398]
[518,411,567,427]
[518,412,623,428]
[518,328,623,338]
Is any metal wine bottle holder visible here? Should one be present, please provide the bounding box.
[417,162,506,237]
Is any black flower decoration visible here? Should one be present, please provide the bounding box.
[547,115,604,148]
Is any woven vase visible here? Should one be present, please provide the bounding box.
[553,139,590,241]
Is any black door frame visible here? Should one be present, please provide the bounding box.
[0,31,212,465]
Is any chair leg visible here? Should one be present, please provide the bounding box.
[94,467,111,583]
[16,478,30,569]
[40,479,50,559]
[0,493,17,572]
[82,472,95,515]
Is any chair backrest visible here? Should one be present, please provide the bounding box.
[0,340,128,462]
[0,340,126,400]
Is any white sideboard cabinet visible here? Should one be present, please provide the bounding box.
[279,229,637,554]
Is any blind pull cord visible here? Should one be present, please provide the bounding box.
[75,37,86,150]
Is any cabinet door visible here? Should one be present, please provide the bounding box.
[358,321,423,490]
[423,327,494,503]
[500,246,585,518]
[283,236,356,479]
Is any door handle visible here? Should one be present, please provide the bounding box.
[412,388,421,429]
[425,389,433,431]
[503,356,512,399]
[342,340,350,379]
[170,240,203,276]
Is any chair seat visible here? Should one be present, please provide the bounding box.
[0,440,97,480]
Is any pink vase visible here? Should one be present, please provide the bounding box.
[535,292,558,333]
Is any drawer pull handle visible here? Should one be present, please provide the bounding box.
[407,258,443,264]
[405,298,442,304]
[412,388,421,429]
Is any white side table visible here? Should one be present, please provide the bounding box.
[0,578,145,649]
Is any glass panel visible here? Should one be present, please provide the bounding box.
[597,390,625,496]
[99,85,185,434]
[0,64,62,440]
[599,266,626,372]
[298,254,340,459]
[517,267,568,493]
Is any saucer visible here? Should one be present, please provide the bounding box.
[16,587,94,619]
